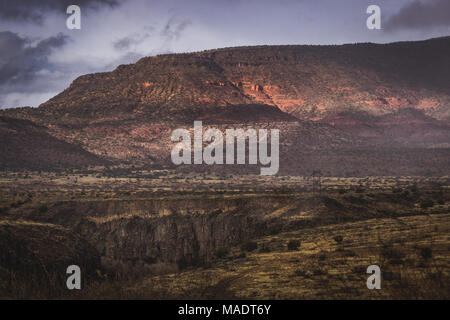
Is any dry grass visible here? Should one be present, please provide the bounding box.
[0,172,448,299]
[128,213,450,299]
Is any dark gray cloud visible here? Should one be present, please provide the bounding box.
[113,37,136,51]
[0,31,68,86]
[113,26,155,51]
[0,0,120,24]
[0,31,69,107]
[161,17,192,41]
[112,16,191,55]
[385,0,450,31]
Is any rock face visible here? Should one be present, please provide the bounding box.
[22,195,362,273]
[24,197,297,269]
[17,191,438,274]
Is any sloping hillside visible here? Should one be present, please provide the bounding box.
[0,116,107,170]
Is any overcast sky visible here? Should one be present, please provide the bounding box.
[1,0,449,109]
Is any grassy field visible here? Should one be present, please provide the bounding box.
[0,171,449,299]
[103,213,448,299]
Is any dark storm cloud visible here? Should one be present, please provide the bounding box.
[113,37,135,51]
[0,0,120,24]
[385,0,450,31]
[0,31,68,87]
[112,16,191,55]
[113,26,155,51]
[161,17,192,41]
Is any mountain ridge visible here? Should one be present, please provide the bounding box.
[1,37,449,175]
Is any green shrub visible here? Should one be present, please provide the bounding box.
[214,247,229,259]
[287,240,301,251]
[419,247,432,260]
[381,247,405,265]
[236,252,247,259]
[420,200,434,209]
[241,241,257,252]
[355,187,364,193]
[39,204,48,213]
[312,269,326,276]
[333,235,344,244]
[293,269,307,277]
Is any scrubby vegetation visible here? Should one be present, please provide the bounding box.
[0,172,448,299]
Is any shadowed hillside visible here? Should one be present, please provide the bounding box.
[0,116,107,171]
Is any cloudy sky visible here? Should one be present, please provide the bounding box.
[1,0,449,109]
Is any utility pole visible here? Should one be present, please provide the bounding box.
[312,170,322,198]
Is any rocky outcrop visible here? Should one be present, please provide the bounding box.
[23,196,314,270]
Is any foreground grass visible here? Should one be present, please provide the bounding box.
[0,173,448,299]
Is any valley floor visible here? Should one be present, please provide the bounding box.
[0,172,449,299]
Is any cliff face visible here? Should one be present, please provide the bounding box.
[17,189,443,273]
[24,197,301,269]
[22,194,376,272]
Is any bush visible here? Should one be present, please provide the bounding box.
[333,235,344,244]
[420,200,434,209]
[38,204,48,213]
[287,240,301,251]
[241,241,257,252]
[312,269,327,276]
[236,252,246,259]
[293,269,308,277]
[214,247,229,259]
[381,247,405,265]
[420,247,432,260]
[355,187,364,193]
